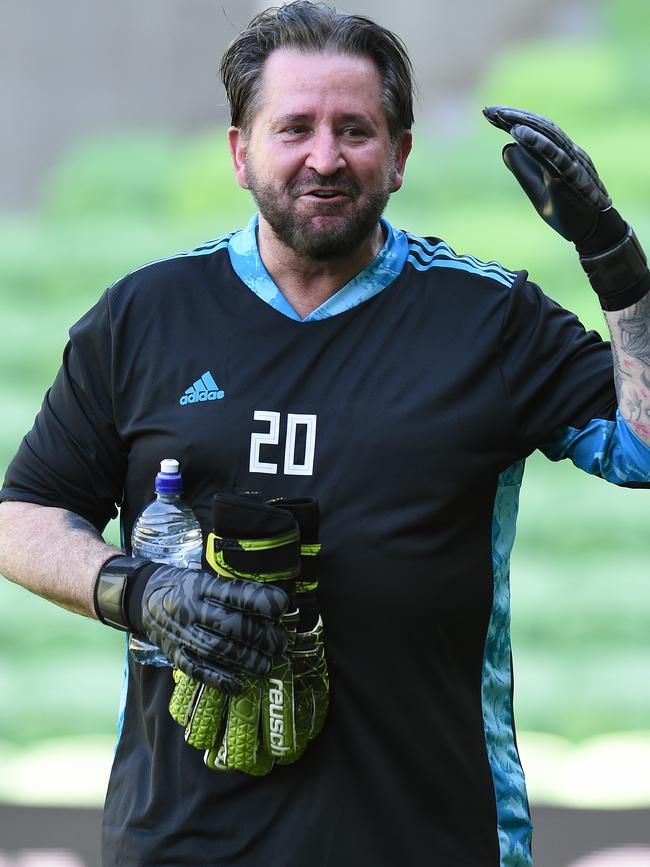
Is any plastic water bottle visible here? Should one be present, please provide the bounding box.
[129,458,203,666]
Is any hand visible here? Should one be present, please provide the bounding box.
[142,565,289,694]
[168,494,330,775]
[483,105,611,243]
[483,105,649,311]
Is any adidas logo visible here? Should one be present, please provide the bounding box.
[179,371,225,406]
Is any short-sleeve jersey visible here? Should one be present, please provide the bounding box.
[3,217,650,866]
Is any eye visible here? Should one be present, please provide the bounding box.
[282,125,310,138]
[342,127,368,140]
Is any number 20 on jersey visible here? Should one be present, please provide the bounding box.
[249,411,317,476]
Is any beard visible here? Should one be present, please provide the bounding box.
[245,158,395,261]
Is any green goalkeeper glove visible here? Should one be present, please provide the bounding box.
[169,494,329,775]
[169,493,300,775]
[483,105,650,311]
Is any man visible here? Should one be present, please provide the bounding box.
[1,2,649,865]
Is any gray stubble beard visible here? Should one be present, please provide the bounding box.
[245,156,395,262]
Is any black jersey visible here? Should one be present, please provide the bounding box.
[3,218,650,866]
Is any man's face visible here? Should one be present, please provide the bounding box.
[229,49,412,261]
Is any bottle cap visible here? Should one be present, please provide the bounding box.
[155,458,183,493]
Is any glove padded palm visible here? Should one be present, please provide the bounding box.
[483,105,611,243]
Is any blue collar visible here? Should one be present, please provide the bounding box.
[227,214,408,321]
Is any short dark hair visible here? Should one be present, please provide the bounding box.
[220,1,415,139]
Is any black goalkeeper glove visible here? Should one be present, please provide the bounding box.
[483,105,650,311]
[94,553,289,694]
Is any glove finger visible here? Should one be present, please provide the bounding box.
[192,611,288,665]
[302,647,330,740]
[205,737,274,776]
[485,106,571,149]
[187,625,281,677]
[185,684,228,750]
[202,575,289,621]
[510,124,571,174]
[485,106,611,210]
[502,142,548,212]
[169,669,202,727]
[486,106,584,167]
[221,675,274,774]
[574,142,611,202]
[509,112,595,181]
[172,646,244,694]
[510,125,609,210]
[503,142,597,242]
[277,678,309,765]
[291,619,329,741]
[483,104,518,133]
[159,610,286,679]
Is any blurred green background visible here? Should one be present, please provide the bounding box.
[0,0,648,806]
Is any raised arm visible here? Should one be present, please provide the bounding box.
[484,105,650,446]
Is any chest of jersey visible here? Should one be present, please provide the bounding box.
[113,259,517,656]
[119,262,514,512]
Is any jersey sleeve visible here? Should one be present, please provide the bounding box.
[540,409,650,484]
[0,290,127,530]
[499,275,650,484]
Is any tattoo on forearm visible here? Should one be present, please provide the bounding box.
[618,293,650,365]
[608,292,650,441]
[609,335,623,395]
[63,511,102,540]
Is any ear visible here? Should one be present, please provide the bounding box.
[228,127,250,190]
[390,130,413,193]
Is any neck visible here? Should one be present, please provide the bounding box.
[257,218,385,319]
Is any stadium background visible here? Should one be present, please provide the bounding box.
[1,0,648,864]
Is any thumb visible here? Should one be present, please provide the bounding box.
[502,141,549,216]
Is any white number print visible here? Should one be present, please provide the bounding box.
[249,410,281,474]
[249,411,317,476]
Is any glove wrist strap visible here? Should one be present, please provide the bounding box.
[94,555,157,632]
[206,530,300,582]
[579,224,650,311]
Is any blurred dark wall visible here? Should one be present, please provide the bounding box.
[2,803,650,867]
[2,0,595,209]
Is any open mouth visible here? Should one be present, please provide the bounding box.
[309,190,343,199]
[300,189,351,205]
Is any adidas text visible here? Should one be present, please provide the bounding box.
[180,390,218,405]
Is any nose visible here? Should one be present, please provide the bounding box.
[304,128,346,176]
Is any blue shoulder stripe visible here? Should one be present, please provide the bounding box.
[406,233,517,289]
[114,233,234,284]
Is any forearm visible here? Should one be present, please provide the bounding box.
[605,290,650,444]
[0,501,120,618]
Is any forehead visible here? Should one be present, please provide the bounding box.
[255,49,385,122]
